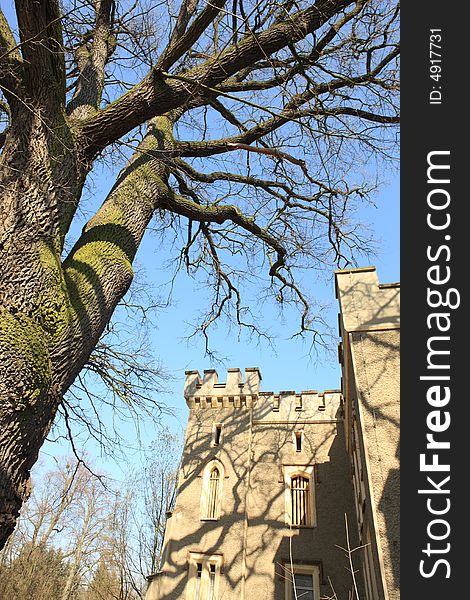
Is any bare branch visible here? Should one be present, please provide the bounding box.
[0,9,24,111]
[156,0,227,72]
[67,0,117,119]
[174,44,399,158]
[78,0,355,157]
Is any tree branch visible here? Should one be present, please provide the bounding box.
[56,116,175,395]
[169,0,200,44]
[171,156,340,200]
[0,9,24,111]
[173,45,399,158]
[78,0,354,158]
[67,0,117,120]
[13,0,65,107]
[158,187,288,276]
[156,0,227,72]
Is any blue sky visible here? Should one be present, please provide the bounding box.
[146,173,400,422]
[37,166,399,479]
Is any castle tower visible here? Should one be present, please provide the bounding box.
[335,267,400,600]
[146,368,360,600]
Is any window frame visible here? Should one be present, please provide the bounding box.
[283,465,316,527]
[187,552,223,600]
[290,474,311,526]
[200,459,225,520]
[206,466,221,519]
[194,562,203,600]
[293,430,303,452]
[284,563,321,600]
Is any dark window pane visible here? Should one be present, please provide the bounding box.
[294,574,313,588]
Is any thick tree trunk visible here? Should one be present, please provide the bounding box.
[0,103,80,547]
[0,114,175,548]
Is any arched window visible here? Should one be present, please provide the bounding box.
[283,465,316,527]
[290,475,311,526]
[201,460,225,520]
[207,467,220,519]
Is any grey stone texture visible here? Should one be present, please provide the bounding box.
[336,267,400,600]
[148,372,361,600]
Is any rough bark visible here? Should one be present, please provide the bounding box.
[0,99,81,546]
[0,107,175,547]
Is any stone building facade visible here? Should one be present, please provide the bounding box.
[336,267,400,600]
[146,267,400,600]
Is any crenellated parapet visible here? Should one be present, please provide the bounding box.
[335,266,400,333]
[184,368,342,420]
[256,389,342,421]
[184,368,261,408]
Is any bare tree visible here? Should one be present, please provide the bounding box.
[0,457,113,599]
[0,0,399,547]
[59,465,113,600]
[0,441,180,599]
[107,431,180,598]
[86,556,131,600]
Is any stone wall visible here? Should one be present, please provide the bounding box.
[336,267,400,600]
[147,369,360,600]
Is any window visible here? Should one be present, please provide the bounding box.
[187,553,223,600]
[201,460,225,520]
[212,424,222,446]
[285,564,320,600]
[291,475,310,526]
[195,563,203,600]
[208,564,216,600]
[294,431,302,452]
[207,467,220,518]
[273,395,280,412]
[283,465,316,527]
[293,573,314,600]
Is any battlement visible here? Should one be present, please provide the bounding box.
[255,389,342,420]
[184,368,261,399]
[184,368,342,419]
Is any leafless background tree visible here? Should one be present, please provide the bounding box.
[0,0,399,546]
[0,433,180,598]
[107,431,180,597]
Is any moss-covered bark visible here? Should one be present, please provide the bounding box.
[0,308,53,546]
[0,92,79,545]
[0,113,176,548]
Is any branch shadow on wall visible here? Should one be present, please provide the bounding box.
[147,398,362,600]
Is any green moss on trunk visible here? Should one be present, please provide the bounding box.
[0,308,51,410]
